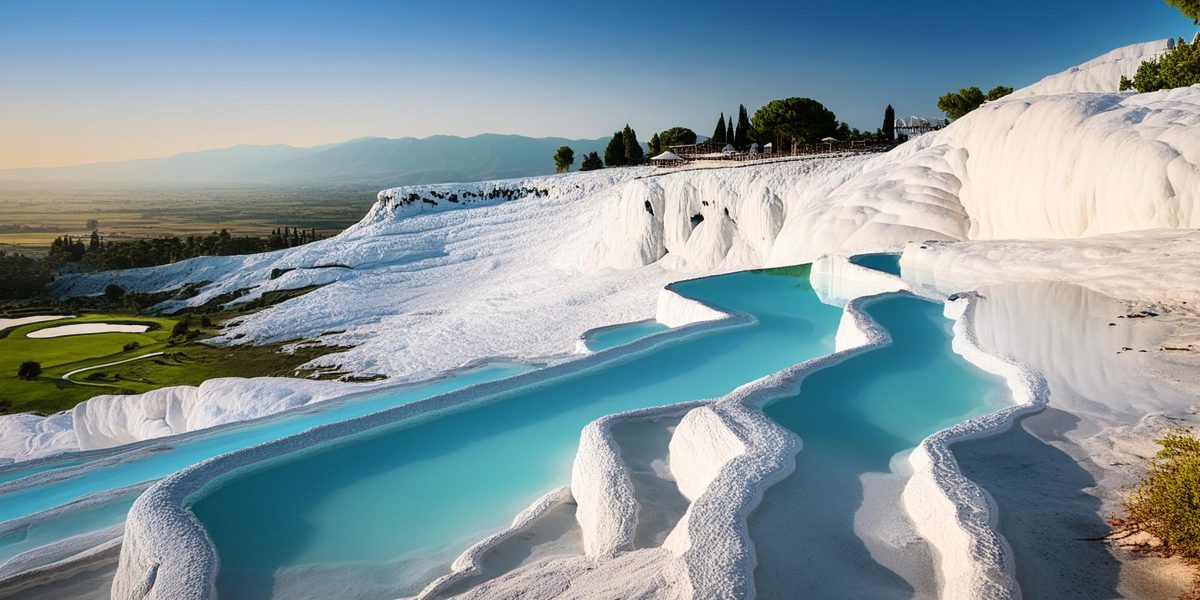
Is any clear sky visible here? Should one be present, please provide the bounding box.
[0,0,1192,169]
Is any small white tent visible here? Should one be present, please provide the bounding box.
[650,151,685,162]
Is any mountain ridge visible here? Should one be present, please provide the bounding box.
[0,133,610,187]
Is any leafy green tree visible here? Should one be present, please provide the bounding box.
[604,130,626,167]
[579,152,604,171]
[937,86,987,120]
[17,361,41,380]
[648,133,662,155]
[883,104,896,142]
[734,105,752,148]
[711,113,727,145]
[623,125,644,164]
[1165,0,1200,23]
[1119,37,1200,92]
[750,97,839,149]
[986,85,1014,101]
[658,127,697,148]
[553,146,575,173]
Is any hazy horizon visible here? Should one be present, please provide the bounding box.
[1,1,1191,170]
[0,132,609,173]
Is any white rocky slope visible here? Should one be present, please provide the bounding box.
[4,39,1196,464]
[1009,39,1172,99]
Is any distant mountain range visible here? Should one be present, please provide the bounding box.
[0,134,611,187]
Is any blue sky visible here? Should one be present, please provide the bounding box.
[0,0,1192,168]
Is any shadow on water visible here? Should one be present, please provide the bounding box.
[953,409,1120,600]
[750,295,1006,599]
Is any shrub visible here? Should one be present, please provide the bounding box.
[123,341,140,352]
[1120,37,1200,93]
[1114,427,1200,558]
[17,361,41,380]
[199,316,213,328]
[170,320,189,338]
[104,283,126,303]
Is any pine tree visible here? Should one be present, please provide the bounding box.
[649,133,662,155]
[883,105,896,143]
[604,130,626,167]
[623,125,644,164]
[711,113,727,145]
[734,105,751,149]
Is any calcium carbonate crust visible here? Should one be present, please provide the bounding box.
[673,272,1040,600]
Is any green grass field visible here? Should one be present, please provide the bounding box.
[0,311,343,415]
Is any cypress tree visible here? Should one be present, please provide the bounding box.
[623,124,644,164]
[734,105,751,149]
[604,130,626,167]
[726,117,734,146]
[711,113,727,145]
[649,132,662,155]
[883,105,896,143]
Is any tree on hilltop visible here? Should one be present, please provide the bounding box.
[553,146,574,173]
[580,152,604,171]
[734,105,752,149]
[604,131,626,167]
[986,86,1014,101]
[658,127,697,149]
[883,104,895,142]
[623,125,644,164]
[711,113,727,145]
[937,87,986,120]
[750,97,838,150]
[648,132,662,155]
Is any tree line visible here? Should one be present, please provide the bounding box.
[0,227,326,305]
[48,227,323,271]
[553,98,907,172]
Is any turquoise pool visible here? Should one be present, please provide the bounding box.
[190,266,846,599]
[0,363,536,570]
[583,320,669,352]
[749,295,1008,598]
[849,252,902,276]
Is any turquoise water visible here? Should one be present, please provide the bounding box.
[849,253,902,276]
[191,266,845,599]
[583,320,669,352]
[749,295,1007,599]
[0,459,84,486]
[0,495,136,569]
[0,363,535,567]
